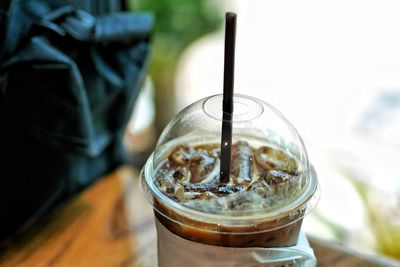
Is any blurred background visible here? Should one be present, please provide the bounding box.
[125,0,400,263]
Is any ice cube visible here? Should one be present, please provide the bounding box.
[188,149,218,183]
[247,180,273,197]
[254,146,297,173]
[231,141,253,184]
[168,145,195,166]
[261,169,302,199]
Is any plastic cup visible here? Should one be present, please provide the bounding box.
[141,94,319,266]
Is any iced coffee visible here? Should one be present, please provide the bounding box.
[152,138,308,247]
[141,94,318,266]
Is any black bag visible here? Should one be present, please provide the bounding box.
[0,0,153,240]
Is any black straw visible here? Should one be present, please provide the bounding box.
[220,12,236,184]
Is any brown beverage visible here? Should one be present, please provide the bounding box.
[144,137,317,248]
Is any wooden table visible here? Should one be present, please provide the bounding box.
[0,166,398,267]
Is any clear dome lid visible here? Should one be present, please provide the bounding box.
[142,94,318,230]
[154,94,309,172]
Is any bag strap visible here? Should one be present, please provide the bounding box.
[29,5,152,43]
[0,0,142,61]
[31,6,96,41]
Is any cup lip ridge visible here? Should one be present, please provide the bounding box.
[202,94,265,122]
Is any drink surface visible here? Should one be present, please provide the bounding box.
[154,140,304,215]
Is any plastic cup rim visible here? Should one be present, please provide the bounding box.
[140,153,319,233]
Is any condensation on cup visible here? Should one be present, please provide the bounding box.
[140,94,319,267]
